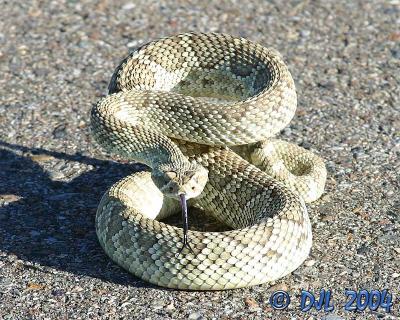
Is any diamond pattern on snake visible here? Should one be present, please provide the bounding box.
[91,32,327,290]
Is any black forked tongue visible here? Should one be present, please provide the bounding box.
[176,193,195,257]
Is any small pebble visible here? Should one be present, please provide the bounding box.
[304,259,316,267]
[30,154,55,162]
[244,297,259,309]
[188,312,203,320]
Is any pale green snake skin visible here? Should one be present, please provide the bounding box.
[91,32,327,290]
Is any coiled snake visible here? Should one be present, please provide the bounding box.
[90,33,327,290]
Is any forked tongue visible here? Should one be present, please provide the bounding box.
[177,193,194,256]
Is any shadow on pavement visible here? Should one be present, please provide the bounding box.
[0,141,157,288]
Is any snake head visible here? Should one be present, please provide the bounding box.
[151,164,208,200]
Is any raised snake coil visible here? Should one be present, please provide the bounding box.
[91,33,327,290]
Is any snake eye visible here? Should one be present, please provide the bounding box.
[168,186,174,192]
[165,171,177,179]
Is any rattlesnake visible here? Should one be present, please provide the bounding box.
[90,32,327,290]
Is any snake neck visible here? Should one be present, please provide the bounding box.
[91,94,195,171]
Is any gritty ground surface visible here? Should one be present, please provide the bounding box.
[0,0,399,319]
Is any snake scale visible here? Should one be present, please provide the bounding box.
[90,32,327,290]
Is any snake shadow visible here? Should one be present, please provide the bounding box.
[0,141,161,288]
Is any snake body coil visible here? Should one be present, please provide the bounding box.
[91,33,327,290]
